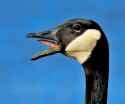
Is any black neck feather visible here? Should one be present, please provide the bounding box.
[83,34,109,104]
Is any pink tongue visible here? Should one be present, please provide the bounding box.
[40,40,60,49]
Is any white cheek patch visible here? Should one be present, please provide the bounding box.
[65,29,101,64]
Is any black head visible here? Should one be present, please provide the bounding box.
[54,18,102,50]
[27,18,106,63]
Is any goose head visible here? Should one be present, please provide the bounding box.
[27,18,105,64]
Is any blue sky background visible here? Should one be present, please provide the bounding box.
[0,0,125,104]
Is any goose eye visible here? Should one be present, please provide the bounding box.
[72,24,81,32]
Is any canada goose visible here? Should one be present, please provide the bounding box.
[27,18,109,104]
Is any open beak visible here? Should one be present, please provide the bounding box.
[27,30,61,60]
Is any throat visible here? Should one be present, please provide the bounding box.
[84,68,108,104]
[81,33,109,104]
[82,54,109,104]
